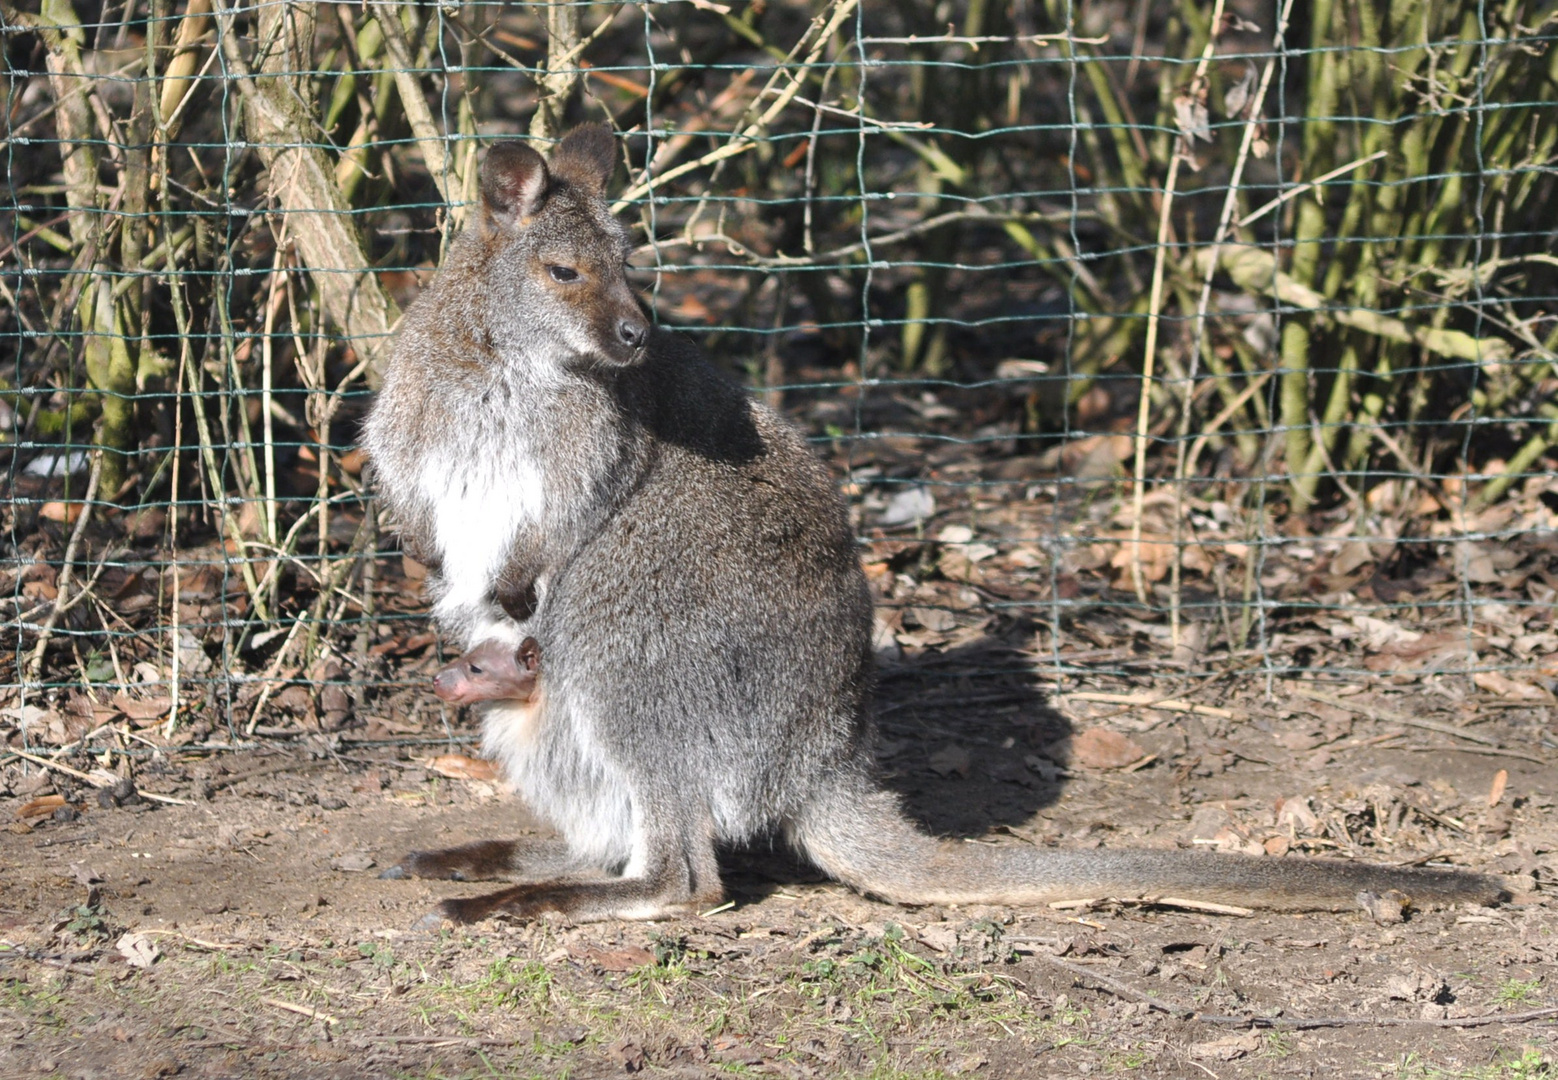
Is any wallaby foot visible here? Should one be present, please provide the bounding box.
[432,875,724,925]
[405,813,724,925]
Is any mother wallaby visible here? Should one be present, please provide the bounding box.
[364,125,1501,924]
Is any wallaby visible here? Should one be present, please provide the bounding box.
[434,638,541,706]
[364,126,1502,925]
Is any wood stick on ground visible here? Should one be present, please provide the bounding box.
[1287,686,1501,746]
[5,748,192,805]
[1037,949,1558,1030]
[1061,691,1236,720]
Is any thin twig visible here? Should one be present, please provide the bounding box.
[1287,686,1505,747]
[1032,950,1193,1017]
[1171,0,1294,646]
[24,452,102,684]
[1130,0,1227,605]
[612,0,860,210]
[638,208,1079,268]
[1236,150,1388,230]
[1060,691,1237,720]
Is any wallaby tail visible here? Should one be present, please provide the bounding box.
[791,777,1503,913]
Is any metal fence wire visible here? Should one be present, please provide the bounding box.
[3,0,1556,756]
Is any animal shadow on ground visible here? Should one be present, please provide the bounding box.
[719,626,1071,901]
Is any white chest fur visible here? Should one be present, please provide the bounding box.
[416,441,543,647]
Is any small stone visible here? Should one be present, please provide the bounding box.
[329,851,375,872]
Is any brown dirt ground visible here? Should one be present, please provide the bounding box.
[3,665,1555,1080]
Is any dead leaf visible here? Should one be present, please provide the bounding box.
[428,754,499,782]
[1223,60,1256,117]
[69,863,104,886]
[608,1037,647,1072]
[15,794,66,820]
[879,487,936,528]
[1473,670,1550,701]
[1488,768,1508,807]
[328,851,376,872]
[1363,630,1481,674]
[1274,795,1321,835]
[907,606,956,633]
[1188,1032,1260,1061]
[1213,826,1265,856]
[21,579,58,602]
[1059,728,1146,770]
[1455,541,1500,584]
[1274,728,1323,752]
[0,704,49,731]
[584,945,656,972]
[1357,889,1409,925]
[927,744,972,778]
[1330,540,1374,577]
[1173,84,1212,143]
[915,925,958,953]
[39,501,85,524]
[1349,614,1422,650]
[116,931,161,969]
[1108,535,1174,585]
[111,693,173,722]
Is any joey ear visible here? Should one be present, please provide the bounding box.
[480,141,549,227]
[549,124,618,195]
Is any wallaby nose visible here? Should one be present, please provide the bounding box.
[617,318,648,349]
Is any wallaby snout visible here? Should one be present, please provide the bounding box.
[476,127,650,368]
[617,315,648,350]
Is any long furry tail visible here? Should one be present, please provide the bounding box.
[791,778,1503,913]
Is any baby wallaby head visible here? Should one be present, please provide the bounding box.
[475,125,649,368]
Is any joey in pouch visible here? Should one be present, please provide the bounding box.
[364,125,1503,925]
[434,638,540,706]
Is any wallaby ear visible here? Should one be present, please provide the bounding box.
[480,141,550,227]
[549,124,618,195]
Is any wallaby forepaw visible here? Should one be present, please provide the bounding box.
[378,863,409,880]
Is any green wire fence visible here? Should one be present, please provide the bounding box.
[3,0,1556,754]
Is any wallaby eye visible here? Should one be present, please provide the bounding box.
[547,265,580,283]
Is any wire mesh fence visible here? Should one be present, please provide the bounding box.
[3,0,1556,758]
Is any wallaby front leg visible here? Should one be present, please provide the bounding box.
[435,870,723,925]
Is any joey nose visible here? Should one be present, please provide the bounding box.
[617,318,648,349]
[432,669,462,702]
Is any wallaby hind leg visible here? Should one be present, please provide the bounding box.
[381,837,581,882]
[432,812,723,925]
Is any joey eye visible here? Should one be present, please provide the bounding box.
[547,265,580,283]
